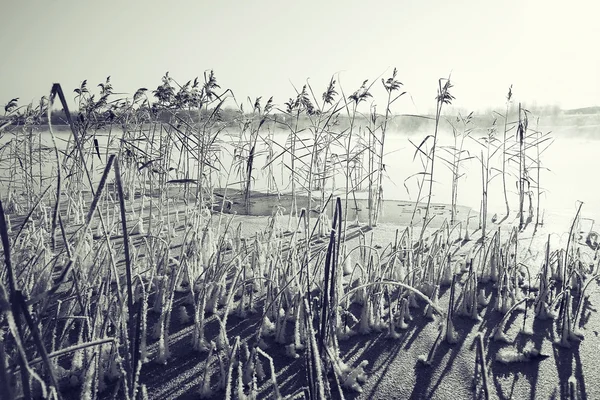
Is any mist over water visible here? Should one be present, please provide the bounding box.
[257,127,600,222]
[2,123,597,225]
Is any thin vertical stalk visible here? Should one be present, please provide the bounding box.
[421,77,453,242]
[0,200,32,399]
[535,117,541,227]
[114,157,137,394]
[501,86,512,223]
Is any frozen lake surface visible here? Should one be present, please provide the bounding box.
[1,122,598,226]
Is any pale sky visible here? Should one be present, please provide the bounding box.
[1,0,598,113]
